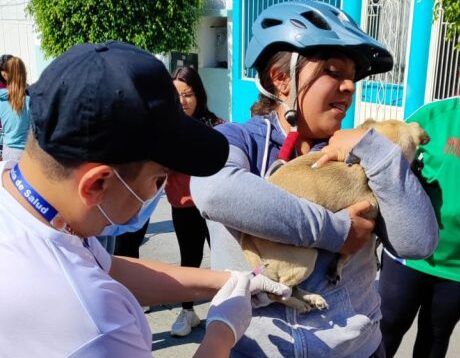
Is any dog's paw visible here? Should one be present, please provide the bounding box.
[278,296,313,313]
[303,294,329,311]
[292,287,329,312]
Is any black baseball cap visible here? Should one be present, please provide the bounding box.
[28,41,229,176]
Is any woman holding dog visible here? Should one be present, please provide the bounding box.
[190,1,438,357]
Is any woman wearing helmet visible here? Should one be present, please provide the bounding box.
[191,2,438,357]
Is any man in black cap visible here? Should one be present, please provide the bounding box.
[0,41,290,357]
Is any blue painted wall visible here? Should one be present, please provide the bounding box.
[231,0,258,123]
[341,0,362,128]
[404,0,434,119]
[362,82,404,107]
[199,67,231,120]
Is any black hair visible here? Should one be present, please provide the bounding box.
[251,49,355,116]
[171,66,217,121]
[0,54,13,84]
[251,51,320,116]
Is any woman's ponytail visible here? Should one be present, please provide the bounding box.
[5,56,27,113]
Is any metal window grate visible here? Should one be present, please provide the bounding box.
[356,0,411,124]
[242,0,341,79]
[427,6,460,101]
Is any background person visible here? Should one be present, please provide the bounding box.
[0,41,290,357]
[379,96,460,358]
[0,54,12,89]
[167,66,225,337]
[112,172,166,259]
[190,2,438,357]
[114,220,150,257]
[0,54,7,158]
[0,54,30,161]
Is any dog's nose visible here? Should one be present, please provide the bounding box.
[421,133,430,145]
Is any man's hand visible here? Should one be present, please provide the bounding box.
[206,272,252,345]
[249,274,291,308]
[312,128,368,168]
[341,200,375,255]
[206,272,292,345]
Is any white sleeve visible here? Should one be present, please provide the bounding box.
[68,325,152,358]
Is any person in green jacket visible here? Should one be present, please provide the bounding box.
[379,96,460,358]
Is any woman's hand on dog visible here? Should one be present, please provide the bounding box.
[312,128,368,168]
[341,200,375,255]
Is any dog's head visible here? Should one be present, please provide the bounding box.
[359,119,430,163]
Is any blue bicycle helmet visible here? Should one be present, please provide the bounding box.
[245,1,393,81]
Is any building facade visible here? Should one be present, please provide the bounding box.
[1,0,458,126]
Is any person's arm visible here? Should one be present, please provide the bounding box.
[110,257,275,357]
[194,322,234,358]
[110,258,290,357]
[191,143,373,253]
[317,128,439,259]
[195,271,253,358]
[110,255,229,305]
[352,130,438,258]
[109,256,291,306]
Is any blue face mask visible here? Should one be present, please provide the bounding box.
[97,170,165,237]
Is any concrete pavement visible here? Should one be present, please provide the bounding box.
[140,194,207,357]
[140,194,459,357]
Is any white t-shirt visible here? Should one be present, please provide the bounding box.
[0,161,152,357]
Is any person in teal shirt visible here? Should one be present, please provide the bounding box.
[379,97,460,358]
[0,54,13,156]
[0,55,30,161]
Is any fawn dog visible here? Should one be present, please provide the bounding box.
[241,119,430,313]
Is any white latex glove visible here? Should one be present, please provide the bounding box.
[206,271,252,345]
[206,272,292,345]
[249,273,292,308]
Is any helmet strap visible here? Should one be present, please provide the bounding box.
[255,52,300,164]
[277,52,299,162]
[255,74,279,102]
[285,52,299,127]
[255,52,299,128]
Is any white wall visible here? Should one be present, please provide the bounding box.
[0,0,42,84]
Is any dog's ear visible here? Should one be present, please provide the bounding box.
[360,118,377,129]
